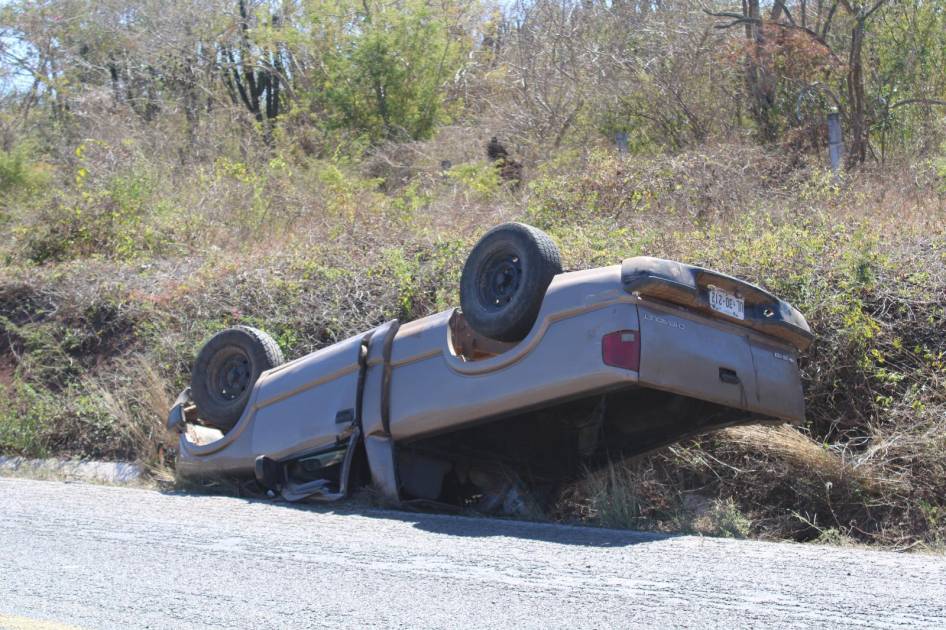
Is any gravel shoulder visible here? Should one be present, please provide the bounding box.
[2,477,945,629]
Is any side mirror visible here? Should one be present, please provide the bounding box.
[166,403,186,433]
[166,388,193,433]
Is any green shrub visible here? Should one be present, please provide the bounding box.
[18,168,169,263]
[0,381,56,456]
[446,161,501,200]
[1,137,944,547]
[0,144,51,197]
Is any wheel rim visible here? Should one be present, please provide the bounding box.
[208,348,253,403]
[478,250,522,311]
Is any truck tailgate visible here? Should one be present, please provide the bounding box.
[637,303,805,423]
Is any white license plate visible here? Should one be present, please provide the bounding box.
[709,287,745,320]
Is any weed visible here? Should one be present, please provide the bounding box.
[1,138,944,548]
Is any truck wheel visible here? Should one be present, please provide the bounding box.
[190,326,284,432]
[460,223,562,342]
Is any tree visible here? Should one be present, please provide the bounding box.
[300,0,474,142]
[220,0,290,136]
[870,0,946,159]
[839,0,888,165]
[707,0,842,142]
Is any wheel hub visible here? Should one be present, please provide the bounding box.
[483,254,521,308]
[216,355,251,401]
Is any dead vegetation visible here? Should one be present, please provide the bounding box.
[2,0,946,548]
[1,146,943,548]
[558,417,945,549]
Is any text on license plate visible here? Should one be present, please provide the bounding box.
[708,287,745,320]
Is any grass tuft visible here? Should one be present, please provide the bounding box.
[0,134,944,547]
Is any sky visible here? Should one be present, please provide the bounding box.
[0,35,34,94]
[0,0,34,95]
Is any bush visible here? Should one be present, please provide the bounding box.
[539,160,946,546]
[0,134,944,548]
[0,381,56,456]
[0,144,50,197]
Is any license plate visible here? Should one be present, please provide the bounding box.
[708,287,744,320]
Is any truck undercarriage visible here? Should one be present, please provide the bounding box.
[387,387,761,512]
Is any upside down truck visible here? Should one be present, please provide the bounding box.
[168,223,812,507]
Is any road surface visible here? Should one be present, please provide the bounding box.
[1,477,944,629]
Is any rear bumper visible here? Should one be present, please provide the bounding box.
[622,257,813,351]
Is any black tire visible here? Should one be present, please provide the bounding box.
[460,223,562,342]
[190,325,284,432]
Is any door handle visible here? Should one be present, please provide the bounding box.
[719,367,740,385]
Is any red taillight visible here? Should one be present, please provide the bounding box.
[602,330,640,371]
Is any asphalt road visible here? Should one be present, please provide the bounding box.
[1,477,945,629]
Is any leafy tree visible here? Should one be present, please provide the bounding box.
[869,0,946,159]
[301,0,474,142]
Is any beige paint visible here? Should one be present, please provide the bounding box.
[176,262,808,482]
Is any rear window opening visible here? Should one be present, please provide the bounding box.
[447,309,517,361]
[394,386,761,511]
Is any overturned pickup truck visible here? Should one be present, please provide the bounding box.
[168,223,812,507]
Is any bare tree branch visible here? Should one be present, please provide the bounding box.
[888,98,946,111]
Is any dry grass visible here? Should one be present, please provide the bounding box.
[556,416,946,547]
[91,357,178,480]
[1,122,945,546]
[558,458,752,538]
[720,424,902,495]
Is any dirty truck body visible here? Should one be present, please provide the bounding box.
[172,249,812,505]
